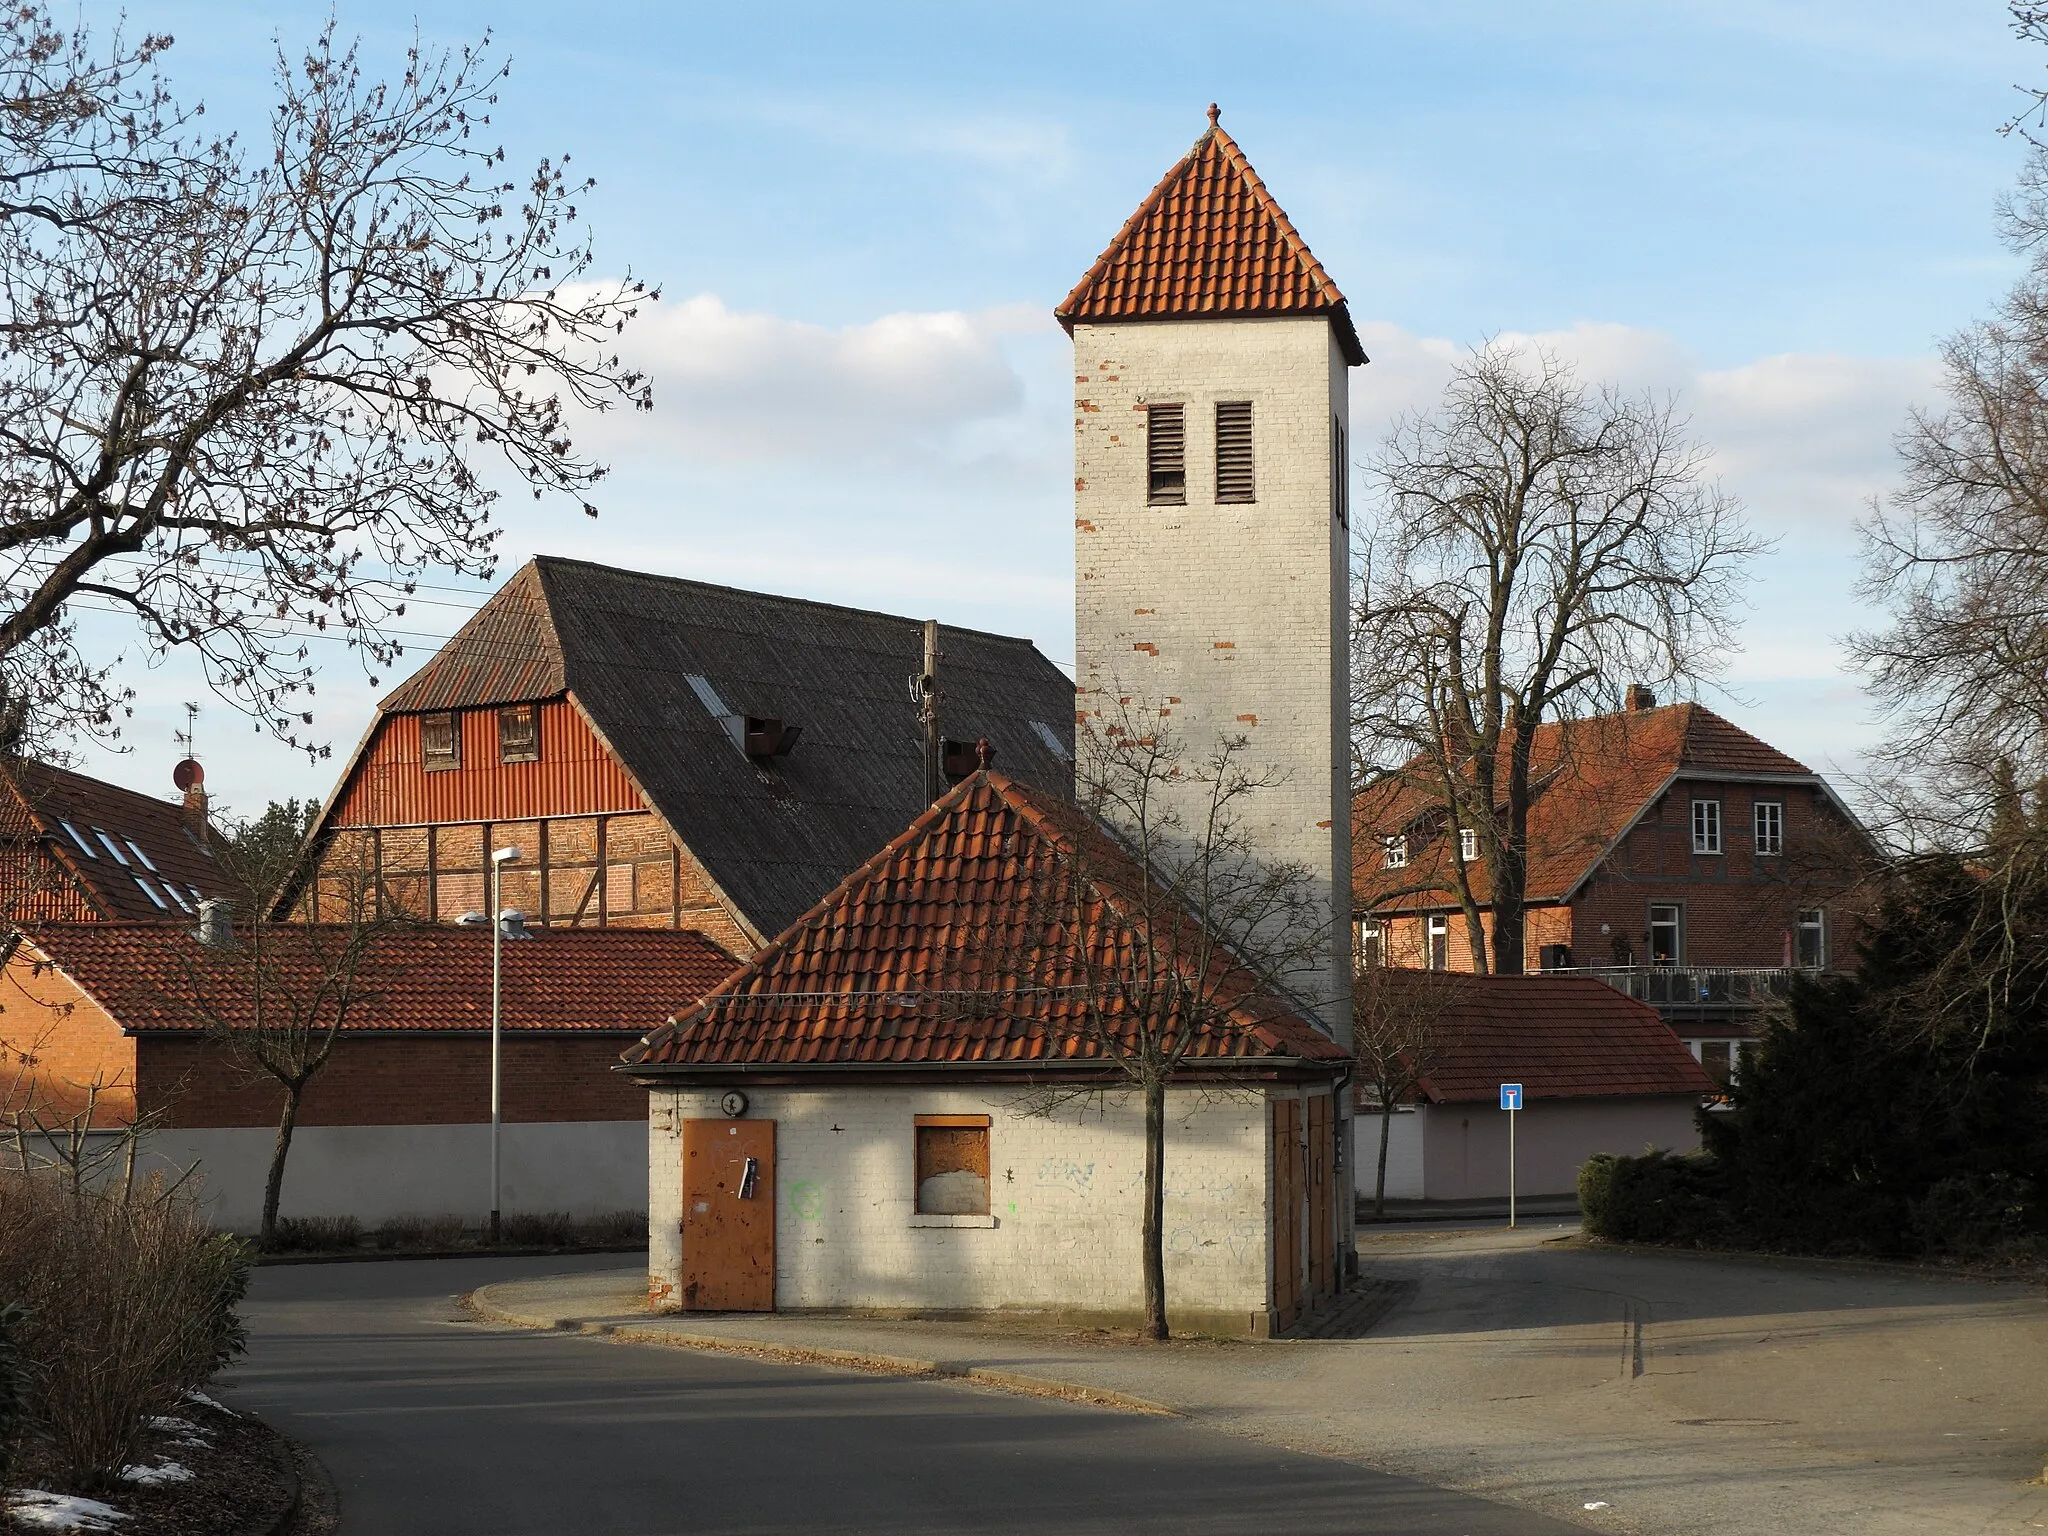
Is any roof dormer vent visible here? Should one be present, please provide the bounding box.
[744,718,802,761]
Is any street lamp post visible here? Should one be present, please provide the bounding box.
[488,845,522,1244]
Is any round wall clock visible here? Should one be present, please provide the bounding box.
[719,1090,749,1119]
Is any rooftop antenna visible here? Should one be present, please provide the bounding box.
[172,703,208,843]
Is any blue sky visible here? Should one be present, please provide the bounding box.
[77,1,2041,818]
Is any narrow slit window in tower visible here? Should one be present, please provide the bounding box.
[1146,404,1186,505]
[1215,400,1255,503]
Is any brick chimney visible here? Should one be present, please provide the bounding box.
[1625,684,1657,713]
[182,783,210,845]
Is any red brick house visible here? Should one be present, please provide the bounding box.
[276,557,1076,959]
[0,758,228,926]
[1353,971,1715,1202]
[624,769,1351,1336]
[1353,697,1872,1077]
[0,923,734,1230]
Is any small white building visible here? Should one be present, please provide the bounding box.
[1354,972,1715,1204]
[623,771,1351,1338]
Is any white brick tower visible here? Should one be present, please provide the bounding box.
[1057,106,1361,1048]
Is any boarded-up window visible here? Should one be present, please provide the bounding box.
[421,712,460,772]
[1331,411,1349,526]
[498,704,539,764]
[1146,404,1185,505]
[914,1114,990,1215]
[1215,400,1254,503]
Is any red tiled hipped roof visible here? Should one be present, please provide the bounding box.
[1358,970,1715,1104]
[1,760,228,921]
[624,771,1348,1076]
[1056,108,1366,366]
[1354,702,1829,914]
[21,924,738,1034]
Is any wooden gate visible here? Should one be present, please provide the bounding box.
[1307,1092,1336,1300]
[680,1118,776,1311]
[1270,1098,1305,1334]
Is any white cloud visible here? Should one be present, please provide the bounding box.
[582,292,1048,468]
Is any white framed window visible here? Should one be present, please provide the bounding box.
[1459,826,1478,863]
[1691,799,1722,855]
[1649,903,1682,965]
[1796,908,1826,970]
[1355,919,1382,970]
[1382,835,1407,869]
[1426,914,1449,971]
[1754,801,1783,856]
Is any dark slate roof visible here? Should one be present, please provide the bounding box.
[379,558,1076,941]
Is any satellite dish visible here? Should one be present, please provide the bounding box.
[172,759,205,792]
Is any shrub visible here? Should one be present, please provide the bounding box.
[0,1172,251,1490]
[575,1210,646,1247]
[268,1214,363,1253]
[372,1214,469,1251]
[1908,1173,2042,1259]
[1578,1151,1734,1247]
[500,1210,574,1247]
[0,1301,28,1494]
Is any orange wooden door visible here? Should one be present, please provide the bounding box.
[1271,1098,1304,1333]
[1307,1092,1336,1299]
[680,1119,776,1311]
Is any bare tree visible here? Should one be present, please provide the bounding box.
[1351,964,1463,1220]
[1354,343,1764,972]
[0,11,652,762]
[967,702,1333,1340]
[170,826,393,1248]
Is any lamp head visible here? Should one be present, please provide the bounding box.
[491,846,522,865]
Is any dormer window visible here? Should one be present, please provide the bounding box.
[1146,404,1186,505]
[1459,827,1478,863]
[498,704,539,765]
[421,712,460,772]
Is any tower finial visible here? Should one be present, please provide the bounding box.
[1206,102,1220,127]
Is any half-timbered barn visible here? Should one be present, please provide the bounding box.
[279,557,1077,957]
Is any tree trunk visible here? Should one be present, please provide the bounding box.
[1141,1074,1169,1341]
[1374,1102,1393,1219]
[260,1086,303,1251]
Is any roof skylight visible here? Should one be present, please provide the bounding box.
[124,838,159,872]
[94,830,131,866]
[133,874,168,910]
[1030,720,1073,763]
[60,821,96,857]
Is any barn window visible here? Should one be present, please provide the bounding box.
[498,704,540,764]
[421,712,460,772]
[1146,404,1186,505]
[1691,798,1722,855]
[914,1114,990,1215]
[1215,400,1255,503]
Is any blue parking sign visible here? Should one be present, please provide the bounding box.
[1500,1083,1523,1111]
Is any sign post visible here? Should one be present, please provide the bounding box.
[1499,1083,1523,1228]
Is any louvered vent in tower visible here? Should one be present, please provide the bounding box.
[1215,400,1255,504]
[1146,404,1186,505]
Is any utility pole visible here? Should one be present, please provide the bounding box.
[921,619,942,804]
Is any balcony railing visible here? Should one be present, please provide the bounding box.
[1546,965,1828,1014]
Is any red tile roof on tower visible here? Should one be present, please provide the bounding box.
[1356,970,1716,1104]
[20,923,739,1034]
[0,760,228,923]
[623,771,1348,1078]
[1056,106,1366,366]
[1354,701,1847,914]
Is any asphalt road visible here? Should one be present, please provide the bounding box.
[225,1254,1584,1536]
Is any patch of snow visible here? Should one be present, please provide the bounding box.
[5,1491,130,1530]
[181,1390,232,1415]
[145,1416,198,1432]
[119,1461,194,1486]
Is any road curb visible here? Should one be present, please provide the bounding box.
[464,1285,1180,1417]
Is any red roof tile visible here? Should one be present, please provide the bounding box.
[22,924,737,1034]
[625,771,1348,1076]
[1056,108,1366,366]
[2,761,229,922]
[1360,970,1716,1104]
[1355,702,1830,913]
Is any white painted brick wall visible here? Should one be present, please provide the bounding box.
[1071,316,1354,1048]
[646,1086,1278,1329]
